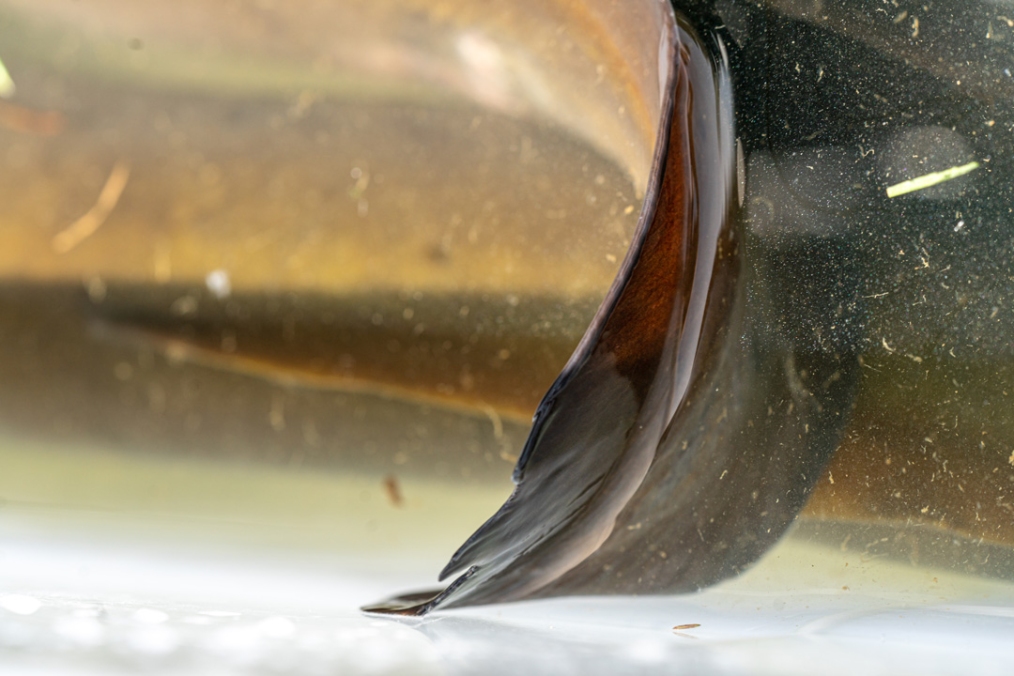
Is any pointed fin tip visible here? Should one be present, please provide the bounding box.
[437,555,459,582]
[360,588,444,616]
[363,566,479,616]
[436,485,526,581]
[438,540,476,581]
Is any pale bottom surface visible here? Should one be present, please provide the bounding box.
[1,438,1013,675]
[2,509,1014,676]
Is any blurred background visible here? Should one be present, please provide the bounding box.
[0,0,653,565]
[2,0,1014,673]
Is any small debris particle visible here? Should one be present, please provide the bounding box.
[86,276,107,303]
[113,362,134,381]
[269,395,286,431]
[672,624,700,632]
[885,161,979,198]
[1008,450,1014,467]
[52,160,131,253]
[170,295,198,317]
[383,474,403,507]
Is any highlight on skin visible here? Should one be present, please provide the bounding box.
[365,6,857,614]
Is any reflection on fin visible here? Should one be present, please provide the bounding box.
[423,14,716,609]
[362,567,478,617]
[361,589,445,617]
[88,315,535,425]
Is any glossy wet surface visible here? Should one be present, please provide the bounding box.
[3,0,1014,665]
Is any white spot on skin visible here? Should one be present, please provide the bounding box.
[0,594,41,615]
[171,295,198,316]
[455,32,512,109]
[205,269,231,299]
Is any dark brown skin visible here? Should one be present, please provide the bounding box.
[363,13,696,611]
[364,11,860,615]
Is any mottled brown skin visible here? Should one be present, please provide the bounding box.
[599,84,693,403]
[366,17,741,615]
[427,37,698,609]
[365,13,861,616]
[363,19,696,614]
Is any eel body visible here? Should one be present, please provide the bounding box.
[366,10,855,614]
